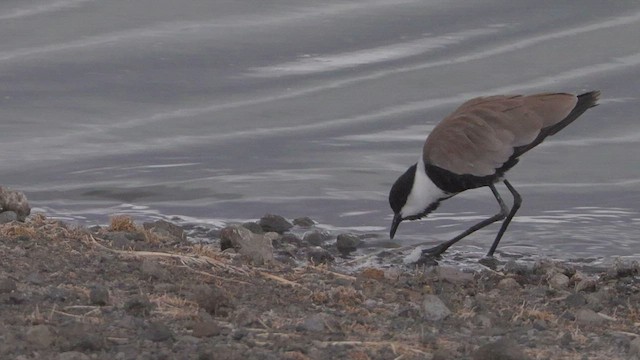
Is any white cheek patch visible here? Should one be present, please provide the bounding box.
[400,158,445,218]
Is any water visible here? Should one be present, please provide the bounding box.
[1,0,639,261]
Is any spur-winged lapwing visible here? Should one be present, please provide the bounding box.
[389,91,600,257]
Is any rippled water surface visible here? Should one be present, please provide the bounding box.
[1,0,639,261]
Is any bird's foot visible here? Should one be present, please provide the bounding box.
[421,243,449,258]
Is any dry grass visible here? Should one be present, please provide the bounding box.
[108,215,138,232]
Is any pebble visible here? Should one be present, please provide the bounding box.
[575,278,598,292]
[141,259,170,281]
[302,230,332,246]
[421,294,451,321]
[293,217,315,227]
[498,278,521,290]
[336,233,361,253]
[548,273,570,289]
[565,293,587,308]
[25,272,45,285]
[472,338,532,360]
[144,321,174,342]
[90,284,110,305]
[191,319,221,337]
[26,324,55,348]
[0,211,18,224]
[434,266,475,285]
[575,308,612,325]
[220,225,274,265]
[629,337,640,358]
[307,247,334,265]
[241,222,264,234]
[192,285,233,316]
[142,219,186,242]
[299,314,326,332]
[57,352,91,360]
[0,278,17,293]
[258,214,293,234]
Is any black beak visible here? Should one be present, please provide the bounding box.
[390,213,403,239]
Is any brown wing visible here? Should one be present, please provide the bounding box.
[423,93,578,176]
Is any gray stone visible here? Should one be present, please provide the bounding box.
[503,260,531,275]
[57,352,91,360]
[142,219,186,242]
[293,217,315,227]
[336,233,361,253]
[548,273,570,289]
[144,321,173,342]
[192,285,233,316]
[307,247,334,264]
[0,186,30,221]
[575,278,598,292]
[25,272,45,285]
[302,230,332,246]
[565,293,587,307]
[421,294,451,321]
[141,259,170,281]
[473,338,532,360]
[299,314,326,332]
[26,325,55,348]
[575,308,610,325]
[90,285,110,306]
[219,225,274,265]
[629,337,640,358]
[192,319,221,337]
[258,214,293,234]
[241,222,264,234]
[0,278,17,293]
[434,266,475,285]
[0,211,18,224]
[498,278,521,290]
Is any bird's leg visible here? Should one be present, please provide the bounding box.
[421,184,509,257]
[486,179,522,257]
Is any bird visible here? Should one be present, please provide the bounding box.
[388,90,600,258]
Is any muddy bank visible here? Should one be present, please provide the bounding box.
[1,214,639,359]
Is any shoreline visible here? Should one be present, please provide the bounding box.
[1,214,639,359]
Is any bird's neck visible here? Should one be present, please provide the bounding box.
[401,158,446,218]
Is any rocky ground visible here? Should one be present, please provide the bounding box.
[1,213,640,359]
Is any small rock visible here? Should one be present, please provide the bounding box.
[575,278,598,292]
[0,278,17,293]
[497,278,521,290]
[629,337,640,357]
[57,352,91,360]
[0,186,30,221]
[548,273,570,289]
[25,272,45,285]
[421,294,451,321]
[192,285,233,316]
[610,259,639,278]
[90,285,110,306]
[473,338,532,360]
[124,295,154,317]
[278,233,302,247]
[142,219,186,242]
[0,211,18,224]
[503,260,531,275]
[293,217,315,227]
[258,214,293,234]
[478,257,499,269]
[434,266,474,285]
[144,321,173,342]
[241,222,264,234]
[302,230,332,246]
[141,259,170,281]
[307,247,334,264]
[299,314,326,332]
[336,233,361,254]
[220,225,274,265]
[26,325,55,348]
[565,293,587,308]
[575,308,610,325]
[192,319,221,337]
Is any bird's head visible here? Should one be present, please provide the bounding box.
[388,161,444,239]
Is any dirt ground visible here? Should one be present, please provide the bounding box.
[1,214,640,360]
